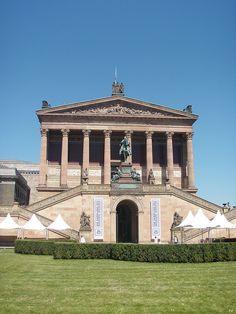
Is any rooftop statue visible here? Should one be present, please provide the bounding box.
[119,136,131,163]
[112,82,124,95]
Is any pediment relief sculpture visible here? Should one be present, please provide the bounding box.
[70,103,169,117]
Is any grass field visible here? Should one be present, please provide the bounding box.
[0,249,235,314]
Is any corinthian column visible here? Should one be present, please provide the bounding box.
[104,130,112,184]
[186,132,196,189]
[145,131,153,181]
[39,128,48,187]
[82,129,91,171]
[60,129,70,187]
[166,132,174,184]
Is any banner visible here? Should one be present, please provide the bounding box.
[93,197,104,240]
[150,199,161,239]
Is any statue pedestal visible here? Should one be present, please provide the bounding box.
[79,226,91,243]
[119,163,133,183]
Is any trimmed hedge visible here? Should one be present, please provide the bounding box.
[53,243,112,259]
[110,243,236,263]
[15,240,236,263]
[15,240,56,255]
[53,242,236,263]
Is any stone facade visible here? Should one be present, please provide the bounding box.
[0,166,30,206]
[1,92,236,243]
[0,161,39,204]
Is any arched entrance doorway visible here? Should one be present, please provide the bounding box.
[116,200,138,243]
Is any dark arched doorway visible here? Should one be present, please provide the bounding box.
[116,200,138,243]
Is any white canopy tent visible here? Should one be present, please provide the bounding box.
[215,213,235,229]
[22,214,46,230]
[21,214,46,239]
[190,208,213,229]
[177,210,195,228]
[0,213,19,229]
[46,214,71,240]
[0,213,20,239]
[175,208,214,243]
[210,210,236,238]
[175,209,236,243]
[47,214,71,230]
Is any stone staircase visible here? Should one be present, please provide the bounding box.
[28,184,111,213]
[27,185,83,213]
[169,186,222,214]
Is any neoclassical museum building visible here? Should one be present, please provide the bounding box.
[1,83,236,243]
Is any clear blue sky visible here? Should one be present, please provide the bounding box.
[0,0,235,206]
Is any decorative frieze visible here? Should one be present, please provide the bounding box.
[89,169,102,177]
[67,169,81,176]
[48,167,61,176]
[73,104,168,116]
[153,170,162,178]
[174,171,181,178]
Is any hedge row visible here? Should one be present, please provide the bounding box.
[15,240,236,263]
[15,240,56,255]
[53,243,111,259]
[53,242,236,263]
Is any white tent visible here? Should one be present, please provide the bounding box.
[211,211,236,229]
[0,213,19,229]
[190,208,213,229]
[47,214,71,230]
[210,210,222,228]
[176,210,195,228]
[22,214,46,230]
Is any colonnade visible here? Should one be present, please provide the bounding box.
[39,129,196,189]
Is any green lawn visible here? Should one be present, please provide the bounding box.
[0,249,235,314]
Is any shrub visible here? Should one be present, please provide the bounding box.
[53,243,111,259]
[15,240,236,263]
[15,239,56,255]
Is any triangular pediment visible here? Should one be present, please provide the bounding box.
[37,96,198,121]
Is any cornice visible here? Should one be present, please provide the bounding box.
[36,95,198,120]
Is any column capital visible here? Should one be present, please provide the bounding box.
[104,130,112,138]
[166,131,174,139]
[145,131,154,139]
[61,129,70,137]
[40,128,48,136]
[82,129,91,137]
[186,132,194,140]
[125,130,133,137]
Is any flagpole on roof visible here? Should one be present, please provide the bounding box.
[114,67,117,83]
